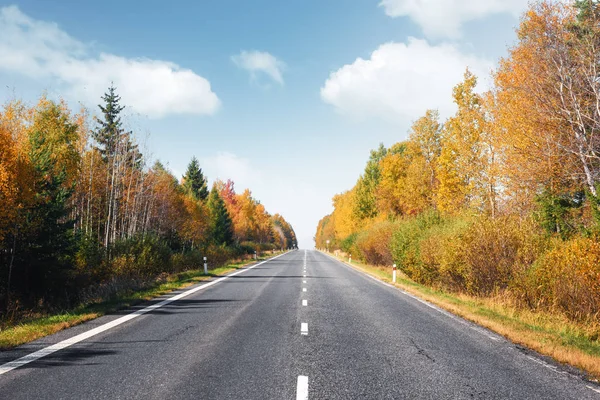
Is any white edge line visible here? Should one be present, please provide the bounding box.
[297,375,309,400]
[587,385,600,394]
[302,300,308,306]
[0,252,290,375]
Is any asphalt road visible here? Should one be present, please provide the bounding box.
[0,250,599,399]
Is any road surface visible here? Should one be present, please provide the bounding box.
[0,250,598,399]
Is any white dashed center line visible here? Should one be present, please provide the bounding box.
[298,252,310,399]
[297,375,309,400]
[301,323,309,335]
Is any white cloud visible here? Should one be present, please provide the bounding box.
[379,0,528,39]
[0,5,220,118]
[232,50,285,85]
[320,38,493,122]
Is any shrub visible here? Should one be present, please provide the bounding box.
[418,216,472,290]
[528,236,600,321]
[74,234,109,285]
[204,244,238,269]
[109,234,172,277]
[355,221,398,266]
[460,216,544,296]
[340,233,359,256]
[171,249,203,272]
[390,210,443,284]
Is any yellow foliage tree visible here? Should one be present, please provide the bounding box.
[437,70,492,214]
[494,1,591,213]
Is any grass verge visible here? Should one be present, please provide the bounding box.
[0,253,281,350]
[323,251,600,381]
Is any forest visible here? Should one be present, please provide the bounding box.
[0,86,296,320]
[315,1,600,325]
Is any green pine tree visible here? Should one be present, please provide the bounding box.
[15,119,77,304]
[93,84,142,167]
[207,186,234,246]
[182,157,209,200]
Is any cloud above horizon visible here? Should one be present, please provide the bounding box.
[232,50,285,85]
[0,5,220,118]
[379,0,528,39]
[320,38,493,123]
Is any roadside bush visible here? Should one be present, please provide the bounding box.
[355,221,398,265]
[390,210,443,284]
[109,234,172,278]
[528,237,600,321]
[340,233,359,256]
[74,234,109,285]
[204,244,239,269]
[460,216,544,296]
[171,249,203,273]
[418,216,472,290]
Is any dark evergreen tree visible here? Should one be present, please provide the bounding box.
[207,186,234,246]
[182,157,209,200]
[13,129,76,305]
[93,84,125,161]
[93,84,142,167]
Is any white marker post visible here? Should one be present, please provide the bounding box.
[203,256,208,275]
[254,251,257,260]
[349,254,352,264]
[392,264,397,283]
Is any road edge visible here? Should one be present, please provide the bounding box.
[315,249,600,390]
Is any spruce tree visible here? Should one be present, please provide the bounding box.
[93,84,142,167]
[17,126,76,304]
[93,84,125,161]
[182,157,209,200]
[207,186,234,246]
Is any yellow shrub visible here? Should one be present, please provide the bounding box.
[419,219,471,290]
[355,221,398,266]
[458,216,544,295]
[530,237,600,321]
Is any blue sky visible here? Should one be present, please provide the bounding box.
[0,0,529,248]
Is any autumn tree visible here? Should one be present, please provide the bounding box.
[437,70,496,214]
[493,1,590,217]
[9,100,80,304]
[409,109,442,207]
[331,189,359,240]
[314,214,335,249]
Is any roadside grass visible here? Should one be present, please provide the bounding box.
[324,251,600,381]
[0,253,280,350]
